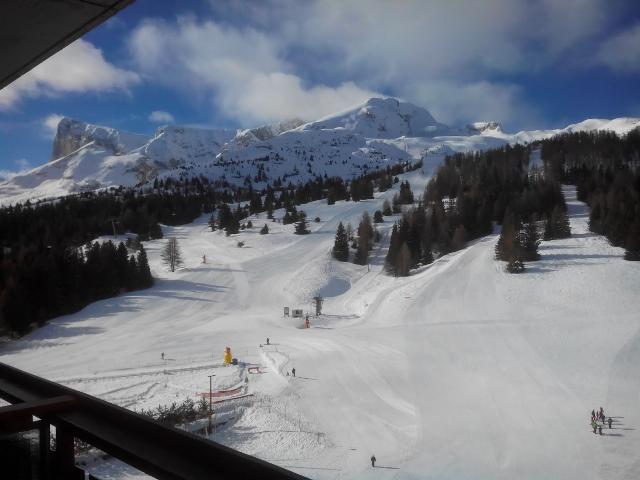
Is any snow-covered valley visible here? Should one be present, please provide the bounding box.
[1,171,639,479]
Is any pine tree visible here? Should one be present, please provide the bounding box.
[126,255,138,291]
[295,216,310,235]
[553,206,571,239]
[506,255,525,273]
[332,222,349,262]
[392,193,401,213]
[520,219,540,261]
[451,224,467,251]
[382,199,392,216]
[396,242,411,276]
[624,220,640,261]
[208,214,216,232]
[136,245,153,288]
[115,242,130,286]
[217,204,232,230]
[495,215,519,261]
[161,237,184,272]
[260,224,269,235]
[398,181,414,204]
[385,223,401,273]
[354,212,373,265]
[373,210,384,223]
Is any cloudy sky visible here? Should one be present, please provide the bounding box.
[1,0,639,177]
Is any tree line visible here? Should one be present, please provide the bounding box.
[331,144,571,276]
[1,240,152,335]
[541,128,640,260]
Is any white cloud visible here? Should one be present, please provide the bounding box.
[130,0,618,128]
[405,81,540,128]
[42,114,65,138]
[0,158,32,181]
[0,39,140,110]
[595,23,640,73]
[148,110,175,123]
[127,17,378,125]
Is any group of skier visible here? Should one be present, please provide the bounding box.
[590,407,613,435]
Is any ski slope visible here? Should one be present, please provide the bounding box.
[1,176,639,479]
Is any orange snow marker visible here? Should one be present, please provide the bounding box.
[223,346,232,364]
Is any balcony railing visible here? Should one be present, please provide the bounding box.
[0,362,308,480]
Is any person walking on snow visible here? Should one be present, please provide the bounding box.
[266,337,270,345]
[608,417,613,429]
[292,367,296,378]
[598,424,603,435]
[591,419,598,434]
[161,352,164,360]
[371,455,376,467]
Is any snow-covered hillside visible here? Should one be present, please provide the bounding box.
[1,97,638,206]
[1,172,638,479]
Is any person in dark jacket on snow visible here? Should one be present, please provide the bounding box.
[291,367,296,377]
[608,417,613,429]
[371,455,376,467]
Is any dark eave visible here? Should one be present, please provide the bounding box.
[0,0,135,91]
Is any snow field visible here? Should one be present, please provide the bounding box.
[1,176,640,479]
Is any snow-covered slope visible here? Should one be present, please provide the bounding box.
[1,98,639,206]
[1,178,639,479]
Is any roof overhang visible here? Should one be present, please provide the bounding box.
[0,0,135,91]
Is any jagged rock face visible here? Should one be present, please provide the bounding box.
[466,122,503,134]
[51,118,147,160]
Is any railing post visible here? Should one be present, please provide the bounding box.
[39,421,50,480]
[54,424,83,479]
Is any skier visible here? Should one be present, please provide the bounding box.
[591,409,596,419]
[591,419,598,434]
[202,254,206,264]
[161,352,164,360]
[598,424,602,435]
[266,337,270,345]
[608,417,613,429]
[292,367,296,378]
[371,455,376,467]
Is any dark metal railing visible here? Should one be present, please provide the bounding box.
[0,362,308,480]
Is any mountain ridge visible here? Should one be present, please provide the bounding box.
[1,97,639,206]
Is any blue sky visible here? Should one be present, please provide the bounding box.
[1,0,639,178]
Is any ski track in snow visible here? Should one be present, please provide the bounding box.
[2,176,640,479]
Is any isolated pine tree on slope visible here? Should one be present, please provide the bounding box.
[295,216,310,235]
[332,222,349,261]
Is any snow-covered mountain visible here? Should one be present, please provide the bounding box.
[1,97,639,205]
[298,97,452,138]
